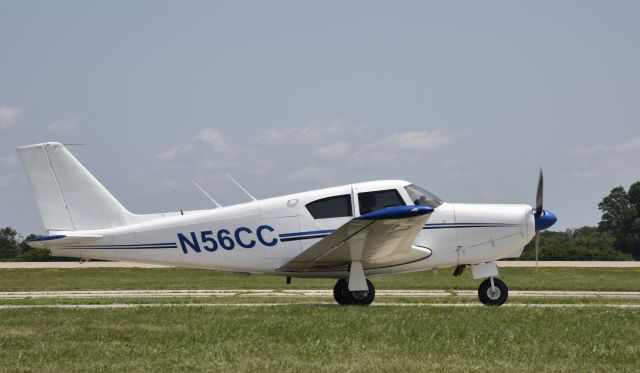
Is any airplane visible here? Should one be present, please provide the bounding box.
[18,142,557,306]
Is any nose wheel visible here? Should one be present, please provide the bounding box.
[478,277,508,306]
[333,278,376,305]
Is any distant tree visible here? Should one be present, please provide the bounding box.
[14,233,78,262]
[521,228,632,261]
[15,234,52,261]
[16,247,52,262]
[19,234,37,253]
[0,227,20,260]
[598,182,640,259]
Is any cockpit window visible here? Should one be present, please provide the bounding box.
[358,189,405,215]
[404,184,444,208]
[306,194,353,219]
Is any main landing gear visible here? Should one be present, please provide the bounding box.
[333,278,376,305]
[333,260,376,306]
[469,261,509,306]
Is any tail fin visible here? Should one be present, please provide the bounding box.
[17,142,134,232]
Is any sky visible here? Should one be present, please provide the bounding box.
[1,1,639,237]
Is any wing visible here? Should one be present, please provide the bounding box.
[278,205,433,273]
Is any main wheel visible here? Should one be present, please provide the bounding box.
[333,279,376,306]
[333,279,350,305]
[347,279,375,306]
[478,278,508,306]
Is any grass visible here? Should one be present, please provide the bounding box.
[1,305,639,372]
[0,267,639,291]
[1,267,640,371]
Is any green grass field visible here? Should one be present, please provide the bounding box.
[1,267,640,372]
[1,266,639,291]
[1,305,639,372]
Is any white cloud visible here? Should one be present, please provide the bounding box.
[287,166,334,182]
[349,130,451,169]
[573,136,640,155]
[569,137,640,180]
[196,128,228,149]
[616,137,640,152]
[0,105,21,130]
[155,124,450,190]
[48,118,80,132]
[158,129,228,160]
[367,130,450,151]
[260,119,365,146]
[315,142,350,159]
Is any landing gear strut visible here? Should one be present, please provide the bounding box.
[478,277,508,306]
[471,261,508,306]
[333,278,376,305]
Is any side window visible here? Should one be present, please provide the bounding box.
[306,195,353,219]
[358,189,405,215]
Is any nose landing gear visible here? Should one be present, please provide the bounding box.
[333,278,376,305]
[478,277,508,306]
[470,261,509,306]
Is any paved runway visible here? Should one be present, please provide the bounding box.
[2,289,639,299]
[497,261,640,267]
[3,289,639,309]
[1,302,639,309]
[0,261,639,269]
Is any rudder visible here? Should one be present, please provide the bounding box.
[17,142,134,232]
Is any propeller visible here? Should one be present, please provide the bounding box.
[535,169,543,267]
[535,169,543,218]
[531,168,557,267]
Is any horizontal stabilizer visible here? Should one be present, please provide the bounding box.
[27,234,103,249]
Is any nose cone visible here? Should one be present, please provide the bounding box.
[535,209,557,231]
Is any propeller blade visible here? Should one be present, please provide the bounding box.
[535,233,540,268]
[535,168,544,217]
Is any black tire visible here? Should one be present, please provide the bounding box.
[478,278,508,306]
[344,279,376,306]
[333,279,376,306]
[333,279,350,305]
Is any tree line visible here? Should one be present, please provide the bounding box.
[1,181,640,261]
[519,181,639,260]
[0,228,76,261]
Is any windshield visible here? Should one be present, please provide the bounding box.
[405,184,444,208]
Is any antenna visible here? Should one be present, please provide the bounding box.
[172,188,184,216]
[226,174,257,201]
[191,180,222,208]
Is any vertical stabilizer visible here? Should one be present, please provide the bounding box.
[17,142,134,231]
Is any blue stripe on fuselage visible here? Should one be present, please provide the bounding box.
[423,223,522,230]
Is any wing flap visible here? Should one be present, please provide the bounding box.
[279,206,433,272]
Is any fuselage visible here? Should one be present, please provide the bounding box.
[45,180,536,278]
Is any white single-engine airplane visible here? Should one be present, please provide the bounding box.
[18,142,557,306]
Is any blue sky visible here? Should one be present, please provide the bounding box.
[1,1,639,236]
